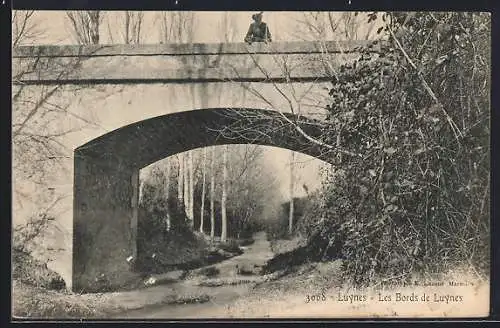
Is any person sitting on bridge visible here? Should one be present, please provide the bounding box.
[244,12,272,44]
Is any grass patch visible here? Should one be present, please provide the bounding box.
[199,266,220,278]
[12,249,66,291]
[218,240,243,255]
[236,264,255,276]
[12,280,124,319]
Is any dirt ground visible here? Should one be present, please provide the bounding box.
[12,232,490,319]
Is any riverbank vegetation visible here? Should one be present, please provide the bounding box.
[264,12,490,287]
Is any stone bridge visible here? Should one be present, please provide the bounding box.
[12,41,373,292]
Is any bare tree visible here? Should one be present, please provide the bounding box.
[221,145,228,242]
[158,11,196,43]
[218,12,239,43]
[216,12,239,243]
[177,153,184,206]
[122,11,144,44]
[66,11,103,45]
[13,18,101,207]
[294,12,331,41]
[164,159,171,232]
[12,12,103,256]
[289,151,295,235]
[226,144,272,239]
[210,147,216,240]
[218,35,374,164]
[200,148,207,233]
[12,11,45,47]
[293,12,379,41]
[183,154,189,219]
[13,195,67,253]
[188,151,195,226]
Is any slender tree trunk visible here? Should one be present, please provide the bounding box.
[200,148,207,233]
[289,151,295,235]
[124,11,130,44]
[183,154,189,220]
[165,159,171,232]
[188,151,194,228]
[210,147,216,241]
[221,145,228,242]
[131,170,139,259]
[336,131,343,163]
[178,153,184,206]
[135,16,142,44]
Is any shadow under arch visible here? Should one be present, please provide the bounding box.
[73,107,334,292]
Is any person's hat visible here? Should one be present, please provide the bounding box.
[252,12,263,20]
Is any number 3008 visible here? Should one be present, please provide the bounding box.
[305,293,326,303]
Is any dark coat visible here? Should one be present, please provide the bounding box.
[244,22,272,43]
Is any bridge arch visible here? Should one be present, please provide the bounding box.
[73,107,333,292]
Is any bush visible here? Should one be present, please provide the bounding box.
[12,249,66,291]
[311,12,490,286]
[135,171,210,274]
[219,240,243,255]
[262,229,343,275]
[13,281,101,318]
[266,196,314,240]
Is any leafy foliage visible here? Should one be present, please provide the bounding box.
[314,12,490,285]
[267,196,315,240]
[135,166,205,273]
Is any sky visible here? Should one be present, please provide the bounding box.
[14,10,381,45]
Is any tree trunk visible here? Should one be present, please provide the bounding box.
[289,151,295,235]
[221,145,228,243]
[200,148,207,233]
[188,151,194,228]
[178,153,184,207]
[183,153,189,219]
[165,159,171,232]
[124,11,130,44]
[210,147,216,241]
[135,16,142,44]
[131,170,139,259]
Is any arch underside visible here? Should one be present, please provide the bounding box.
[72,108,334,292]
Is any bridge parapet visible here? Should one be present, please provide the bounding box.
[13,41,377,84]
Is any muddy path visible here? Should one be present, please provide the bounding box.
[113,231,274,319]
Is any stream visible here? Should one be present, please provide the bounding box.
[113,231,274,319]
